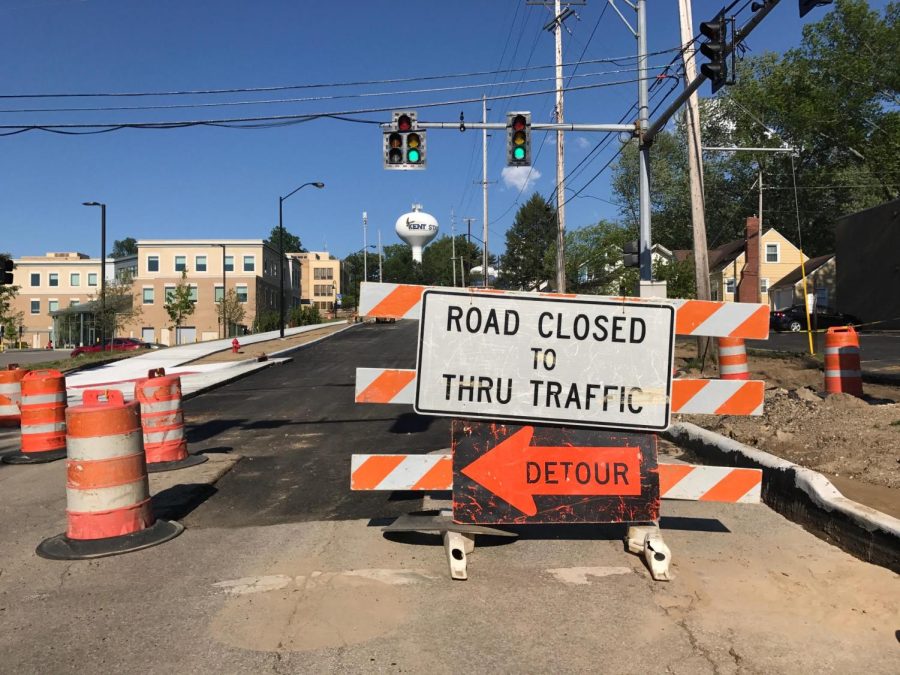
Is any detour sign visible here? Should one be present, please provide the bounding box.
[453,421,659,525]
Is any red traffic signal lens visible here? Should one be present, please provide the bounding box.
[512,115,527,131]
[397,114,412,131]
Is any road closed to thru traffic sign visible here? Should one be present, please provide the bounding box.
[415,289,675,431]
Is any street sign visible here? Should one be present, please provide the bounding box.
[453,421,659,524]
[415,289,675,431]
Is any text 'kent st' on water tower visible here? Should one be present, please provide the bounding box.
[395,204,439,263]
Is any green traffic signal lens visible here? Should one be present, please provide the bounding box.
[513,146,526,161]
[408,148,421,163]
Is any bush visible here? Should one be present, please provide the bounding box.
[289,306,322,327]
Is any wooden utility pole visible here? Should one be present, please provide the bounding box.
[678,0,713,364]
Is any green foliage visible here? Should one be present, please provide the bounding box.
[654,257,696,300]
[253,309,280,333]
[0,252,19,326]
[289,305,322,326]
[420,235,483,287]
[612,0,899,258]
[264,226,304,254]
[217,288,246,336]
[110,237,137,258]
[86,276,142,339]
[163,269,195,336]
[558,220,639,295]
[501,193,557,290]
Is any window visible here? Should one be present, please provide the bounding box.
[70,272,80,287]
[70,300,80,307]
[189,285,198,303]
[164,285,176,302]
[711,288,719,301]
[143,288,154,304]
[30,300,40,314]
[224,256,234,272]
[765,244,779,263]
[314,267,334,280]
[760,278,769,294]
[147,256,159,272]
[30,273,40,287]
[236,285,248,303]
[314,284,332,297]
[49,273,59,287]
[725,278,735,294]
[195,255,207,272]
[243,255,255,272]
[88,273,98,286]
[48,300,59,312]
[214,286,224,302]
[175,256,186,272]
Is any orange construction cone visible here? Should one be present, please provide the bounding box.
[824,326,863,397]
[135,369,207,472]
[36,389,183,560]
[3,369,67,464]
[0,365,27,427]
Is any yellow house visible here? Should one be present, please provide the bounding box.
[710,229,807,306]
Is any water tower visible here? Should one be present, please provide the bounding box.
[395,204,439,263]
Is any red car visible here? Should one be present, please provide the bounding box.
[70,338,151,358]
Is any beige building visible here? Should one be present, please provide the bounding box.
[8,252,114,348]
[129,239,299,345]
[289,251,341,312]
[710,229,807,306]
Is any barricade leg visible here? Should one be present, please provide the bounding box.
[443,531,473,580]
[626,524,672,582]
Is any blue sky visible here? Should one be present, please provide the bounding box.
[0,0,871,261]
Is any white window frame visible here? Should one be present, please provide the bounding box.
[236,284,248,303]
[147,255,160,272]
[224,255,234,272]
[243,255,255,272]
[70,272,80,287]
[725,277,736,295]
[30,299,40,314]
[195,255,207,272]
[48,299,59,313]
[174,256,187,273]
[29,272,40,287]
[765,243,780,264]
[214,285,224,302]
[88,272,98,287]
[189,285,198,303]
[48,272,59,287]
[164,285,176,302]
[142,287,155,305]
[760,278,769,294]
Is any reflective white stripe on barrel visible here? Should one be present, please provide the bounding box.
[22,422,67,434]
[825,370,861,378]
[67,431,144,461]
[66,480,150,512]
[141,399,182,413]
[143,428,185,445]
[22,392,67,405]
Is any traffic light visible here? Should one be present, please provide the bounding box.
[622,241,640,268]
[699,12,728,94]
[1,259,13,285]
[799,0,832,18]
[506,112,531,167]
[383,111,426,170]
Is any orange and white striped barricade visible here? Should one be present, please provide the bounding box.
[2,369,67,464]
[352,283,771,580]
[36,389,183,560]
[824,326,863,397]
[135,369,207,472]
[0,364,27,427]
[717,337,749,380]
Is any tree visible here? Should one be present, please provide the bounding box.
[289,305,322,326]
[87,275,142,340]
[420,235,483,287]
[264,226,304,254]
[164,270,195,343]
[253,309,280,333]
[217,288,246,337]
[110,237,137,258]
[0,253,20,333]
[654,257,696,300]
[501,193,557,290]
[557,220,639,295]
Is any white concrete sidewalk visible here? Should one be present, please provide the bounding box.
[63,323,353,404]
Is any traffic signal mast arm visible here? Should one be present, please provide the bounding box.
[644,0,781,145]
[379,122,636,133]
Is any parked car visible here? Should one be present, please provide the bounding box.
[70,337,152,358]
[770,305,861,332]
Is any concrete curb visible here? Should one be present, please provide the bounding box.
[665,422,900,573]
[267,322,358,359]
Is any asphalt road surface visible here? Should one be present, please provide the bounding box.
[749,331,900,375]
[0,322,897,673]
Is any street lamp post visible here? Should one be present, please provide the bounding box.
[217,244,227,339]
[82,201,106,348]
[278,181,324,338]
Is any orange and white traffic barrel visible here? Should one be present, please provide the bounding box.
[2,368,67,464]
[717,337,749,380]
[135,369,206,472]
[824,326,863,397]
[0,365,27,427]
[36,389,183,560]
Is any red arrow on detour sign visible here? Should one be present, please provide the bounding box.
[459,426,641,516]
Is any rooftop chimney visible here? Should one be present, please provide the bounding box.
[737,216,760,303]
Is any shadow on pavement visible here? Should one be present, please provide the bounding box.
[152,483,218,521]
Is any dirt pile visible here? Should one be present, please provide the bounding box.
[675,349,900,491]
